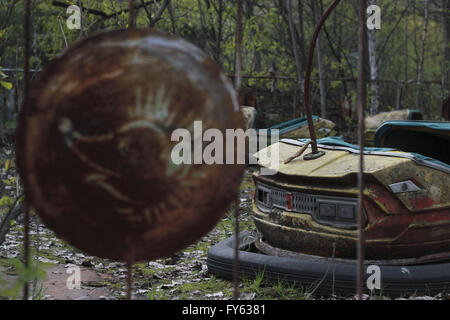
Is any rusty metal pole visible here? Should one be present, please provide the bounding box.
[233,203,240,300]
[23,204,30,299]
[303,0,340,158]
[357,0,367,300]
[233,0,243,301]
[126,0,135,301]
[22,0,31,301]
[126,261,132,300]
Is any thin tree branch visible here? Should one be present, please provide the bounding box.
[149,0,171,27]
[0,194,24,246]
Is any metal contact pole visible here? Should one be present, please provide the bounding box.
[126,0,135,301]
[22,0,31,301]
[233,0,243,300]
[304,0,341,156]
[357,0,367,300]
[126,261,133,300]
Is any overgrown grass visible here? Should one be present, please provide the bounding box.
[0,256,46,299]
[173,275,235,300]
[239,270,314,300]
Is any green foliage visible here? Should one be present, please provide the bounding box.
[0,81,12,90]
[0,195,14,207]
[0,258,46,300]
[242,269,266,295]
[0,1,446,118]
[0,60,13,91]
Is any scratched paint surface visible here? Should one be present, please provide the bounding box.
[253,141,450,260]
[256,142,450,210]
[16,29,244,262]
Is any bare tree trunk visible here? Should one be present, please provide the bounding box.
[297,0,307,70]
[141,0,170,27]
[167,0,177,34]
[0,198,23,246]
[367,0,379,115]
[215,0,224,66]
[416,0,429,109]
[287,0,303,117]
[403,0,408,109]
[444,0,450,92]
[396,82,402,110]
[235,0,243,90]
[14,49,19,114]
[311,0,327,118]
[78,0,83,39]
[0,0,19,58]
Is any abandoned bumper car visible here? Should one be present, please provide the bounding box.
[207,120,450,296]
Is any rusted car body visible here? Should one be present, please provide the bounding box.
[253,121,450,262]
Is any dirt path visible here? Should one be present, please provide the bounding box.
[40,265,115,300]
[1,264,116,300]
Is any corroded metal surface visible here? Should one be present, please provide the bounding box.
[252,163,450,260]
[16,29,244,262]
[256,141,450,211]
[256,141,411,177]
[253,203,450,260]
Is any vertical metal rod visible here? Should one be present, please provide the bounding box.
[23,203,30,299]
[32,215,40,297]
[233,0,242,300]
[128,0,135,29]
[357,0,367,300]
[304,0,341,154]
[233,200,240,300]
[234,0,243,90]
[23,0,31,301]
[331,242,336,298]
[126,261,132,300]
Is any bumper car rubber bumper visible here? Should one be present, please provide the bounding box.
[206,231,450,297]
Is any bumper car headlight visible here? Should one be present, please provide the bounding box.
[319,203,336,218]
[337,204,355,220]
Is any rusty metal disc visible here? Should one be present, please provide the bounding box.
[16,29,245,262]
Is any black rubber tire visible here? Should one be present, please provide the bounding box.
[207,231,450,297]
